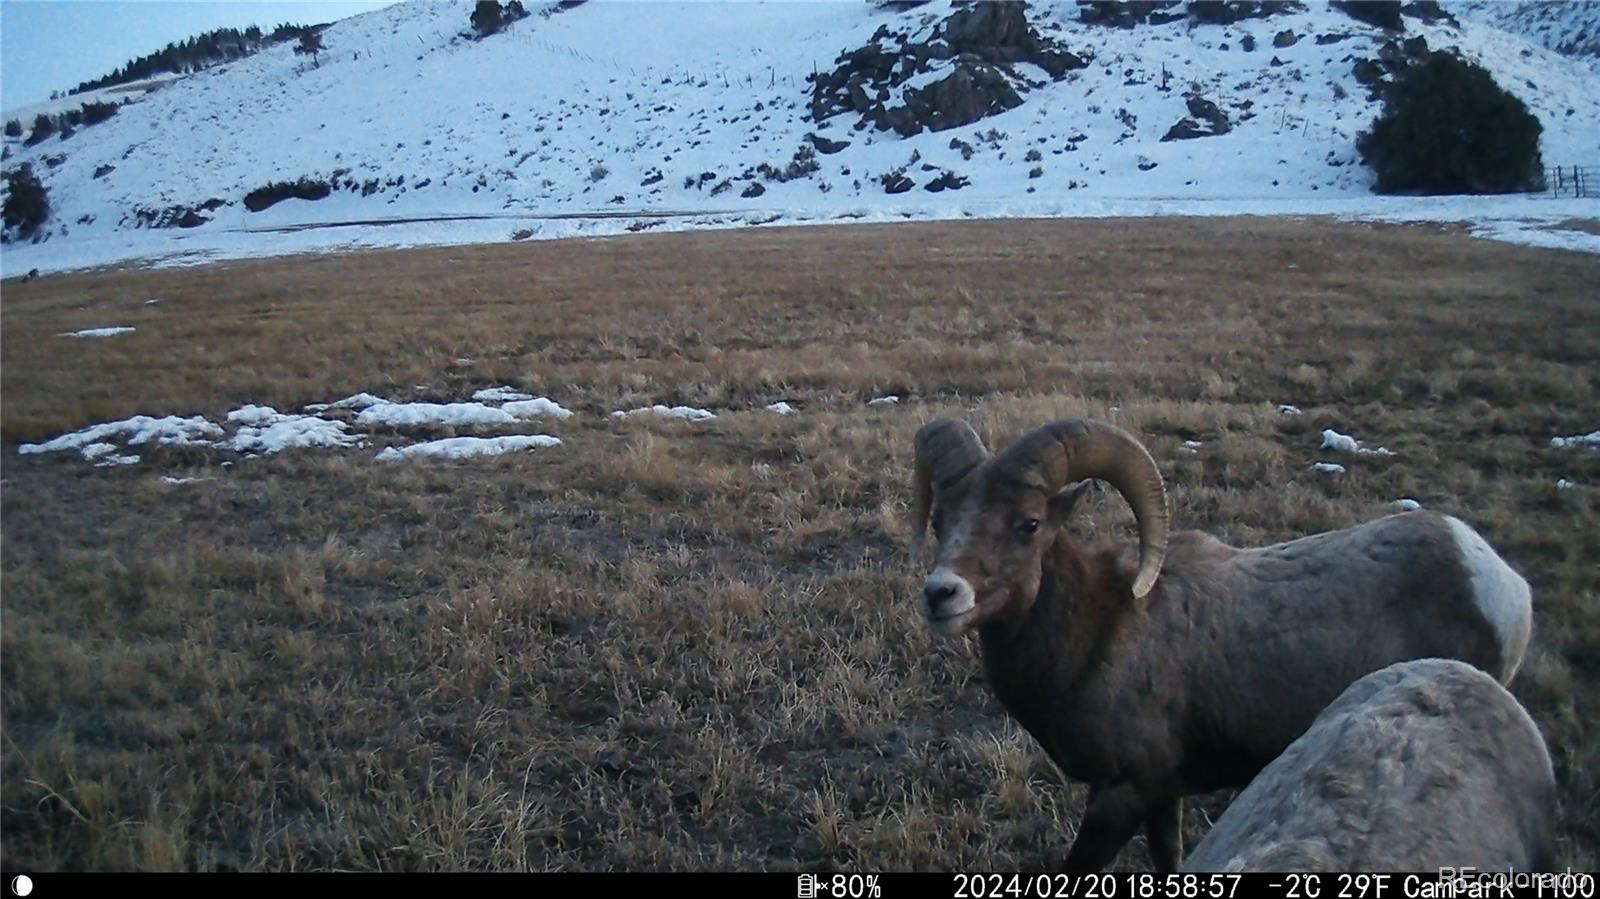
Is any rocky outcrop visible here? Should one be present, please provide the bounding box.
[880,171,914,193]
[1077,1,1184,28]
[809,2,1087,137]
[1333,0,1404,31]
[129,197,228,229]
[1401,1,1456,26]
[1353,35,1430,98]
[805,133,851,155]
[885,62,1023,136]
[1162,95,1232,140]
[924,170,970,191]
[1186,1,1303,26]
[941,2,1087,76]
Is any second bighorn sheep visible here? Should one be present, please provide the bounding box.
[1182,658,1556,872]
[911,417,1533,872]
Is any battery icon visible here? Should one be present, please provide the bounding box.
[797,873,820,898]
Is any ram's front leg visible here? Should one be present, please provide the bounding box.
[1061,783,1148,873]
[1144,798,1184,872]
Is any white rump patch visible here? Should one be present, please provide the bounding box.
[1445,516,1533,679]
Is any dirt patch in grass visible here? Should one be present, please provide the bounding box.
[1553,217,1600,237]
[3,217,1597,871]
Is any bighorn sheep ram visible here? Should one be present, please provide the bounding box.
[1183,658,1556,872]
[911,417,1533,872]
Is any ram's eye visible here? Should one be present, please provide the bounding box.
[1017,518,1041,537]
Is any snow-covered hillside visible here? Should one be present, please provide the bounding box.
[3,0,1598,273]
[1448,0,1600,69]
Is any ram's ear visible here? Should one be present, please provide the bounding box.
[1048,481,1093,525]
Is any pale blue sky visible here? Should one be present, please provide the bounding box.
[1,0,398,112]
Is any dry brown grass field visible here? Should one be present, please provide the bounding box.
[2,217,1596,872]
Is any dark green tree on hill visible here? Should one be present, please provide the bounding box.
[25,115,54,146]
[70,23,315,95]
[294,27,326,65]
[1357,52,1544,195]
[3,164,50,241]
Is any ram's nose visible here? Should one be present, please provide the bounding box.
[922,581,958,607]
[920,570,976,633]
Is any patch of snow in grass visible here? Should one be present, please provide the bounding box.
[61,326,135,338]
[1557,478,1575,490]
[472,386,535,403]
[226,417,362,455]
[226,404,285,426]
[329,393,390,410]
[162,475,210,485]
[19,415,223,455]
[766,401,796,415]
[502,397,574,419]
[1320,429,1361,453]
[1551,430,1600,449]
[610,405,716,422]
[1180,439,1203,453]
[96,454,141,467]
[1313,462,1346,474]
[1396,498,1422,511]
[1469,220,1600,255]
[867,395,899,406]
[375,434,561,461]
[1278,404,1302,415]
[1321,428,1394,456]
[356,401,518,427]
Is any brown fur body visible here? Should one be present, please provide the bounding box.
[981,514,1506,794]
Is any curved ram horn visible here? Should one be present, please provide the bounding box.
[994,418,1170,599]
[910,418,989,564]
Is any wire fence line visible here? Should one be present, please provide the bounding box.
[1542,165,1595,198]
[337,26,814,91]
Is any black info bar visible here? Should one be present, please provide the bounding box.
[1,870,1595,899]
